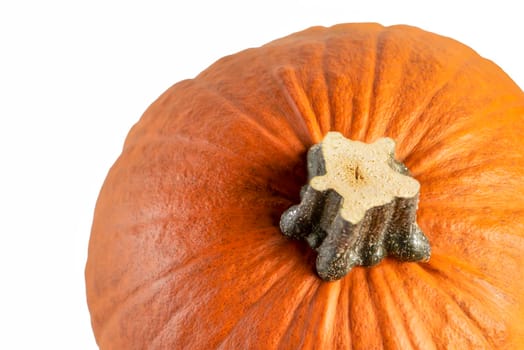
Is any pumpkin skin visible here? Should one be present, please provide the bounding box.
[85,23,524,349]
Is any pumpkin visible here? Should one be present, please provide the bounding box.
[86,23,524,349]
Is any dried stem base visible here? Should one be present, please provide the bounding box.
[280,132,430,281]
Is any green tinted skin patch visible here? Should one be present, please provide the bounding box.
[280,132,431,281]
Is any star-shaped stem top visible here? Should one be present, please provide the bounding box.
[310,133,420,224]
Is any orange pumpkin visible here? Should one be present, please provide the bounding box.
[86,23,524,349]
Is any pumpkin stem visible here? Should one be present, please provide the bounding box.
[280,132,430,281]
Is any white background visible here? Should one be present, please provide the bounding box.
[1,1,522,348]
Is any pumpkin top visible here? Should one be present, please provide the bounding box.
[86,23,524,349]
